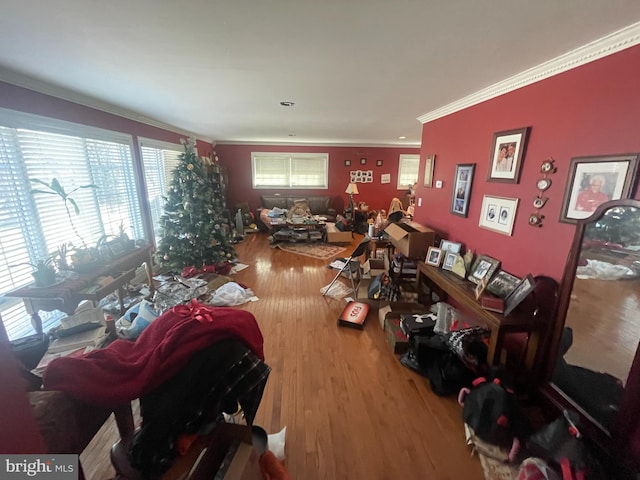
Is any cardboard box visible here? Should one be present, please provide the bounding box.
[325,222,353,243]
[384,316,410,354]
[377,301,427,329]
[384,221,437,259]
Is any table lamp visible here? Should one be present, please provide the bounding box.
[345,183,359,210]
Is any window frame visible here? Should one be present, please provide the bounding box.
[251,152,329,189]
[397,154,420,190]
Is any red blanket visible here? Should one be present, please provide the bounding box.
[43,300,264,408]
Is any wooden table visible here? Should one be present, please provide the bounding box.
[416,261,540,366]
[5,245,155,334]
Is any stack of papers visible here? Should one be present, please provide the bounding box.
[48,325,108,353]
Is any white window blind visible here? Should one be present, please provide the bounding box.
[0,108,143,341]
[252,152,328,189]
[397,154,420,189]
[139,138,184,238]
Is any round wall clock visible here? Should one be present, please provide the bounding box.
[537,178,552,191]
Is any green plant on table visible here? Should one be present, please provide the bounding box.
[11,257,57,287]
[30,177,98,249]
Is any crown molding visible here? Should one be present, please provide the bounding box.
[417,21,640,124]
[0,67,210,142]
[214,140,421,148]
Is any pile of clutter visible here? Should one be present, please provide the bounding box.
[98,271,257,342]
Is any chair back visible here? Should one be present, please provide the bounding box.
[350,239,370,258]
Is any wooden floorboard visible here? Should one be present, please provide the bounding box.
[80,233,484,479]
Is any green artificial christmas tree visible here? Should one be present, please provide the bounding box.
[155,137,235,271]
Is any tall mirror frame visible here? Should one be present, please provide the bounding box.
[541,198,640,469]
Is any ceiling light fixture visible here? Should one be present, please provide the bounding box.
[398,136,406,140]
[280,101,295,107]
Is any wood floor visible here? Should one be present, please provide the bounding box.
[81,233,484,480]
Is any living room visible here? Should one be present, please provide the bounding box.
[2,4,640,479]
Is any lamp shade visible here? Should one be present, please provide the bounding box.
[345,183,359,195]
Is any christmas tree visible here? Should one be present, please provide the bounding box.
[155,137,235,271]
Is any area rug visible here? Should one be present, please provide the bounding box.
[275,242,346,260]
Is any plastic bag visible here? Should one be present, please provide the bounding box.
[267,426,287,461]
[209,282,256,306]
[115,299,160,340]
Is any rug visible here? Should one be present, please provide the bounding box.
[275,242,346,260]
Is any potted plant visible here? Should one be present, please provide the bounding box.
[30,177,98,249]
[30,177,100,271]
[11,257,57,287]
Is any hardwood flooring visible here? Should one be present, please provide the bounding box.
[81,233,484,480]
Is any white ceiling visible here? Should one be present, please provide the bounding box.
[1,1,640,147]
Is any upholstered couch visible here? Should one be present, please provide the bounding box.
[255,194,337,231]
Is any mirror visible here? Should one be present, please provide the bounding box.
[548,199,640,436]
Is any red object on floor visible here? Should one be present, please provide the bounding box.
[337,301,369,329]
[259,451,290,480]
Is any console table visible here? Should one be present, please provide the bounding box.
[416,261,544,368]
[5,245,155,334]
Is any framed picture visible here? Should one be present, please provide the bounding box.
[486,270,521,299]
[381,173,391,184]
[360,158,367,165]
[439,240,462,254]
[442,251,457,271]
[424,154,435,187]
[479,195,519,236]
[376,159,383,167]
[425,246,443,267]
[503,274,537,316]
[450,163,475,217]
[559,153,639,223]
[474,277,488,301]
[344,160,351,166]
[468,254,501,285]
[487,127,530,183]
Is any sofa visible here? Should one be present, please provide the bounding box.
[255,194,337,231]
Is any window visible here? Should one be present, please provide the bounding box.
[139,138,184,239]
[397,154,420,189]
[252,152,328,189]
[0,108,144,340]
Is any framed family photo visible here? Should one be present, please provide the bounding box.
[425,246,443,267]
[479,195,519,236]
[439,239,462,254]
[450,163,475,217]
[559,153,639,223]
[442,251,457,272]
[424,154,435,187]
[487,127,530,184]
[468,254,501,285]
[504,274,537,317]
[486,270,521,299]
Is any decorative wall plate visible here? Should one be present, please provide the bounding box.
[540,159,556,174]
[533,196,548,209]
[536,178,552,191]
[529,213,544,226]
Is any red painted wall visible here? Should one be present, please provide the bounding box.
[413,45,640,282]
[0,81,213,157]
[214,144,420,214]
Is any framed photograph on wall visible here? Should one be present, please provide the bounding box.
[479,195,519,236]
[424,154,435,187]
[487,127,530,183]
[450,163,475,217]
[559,153,639,223]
